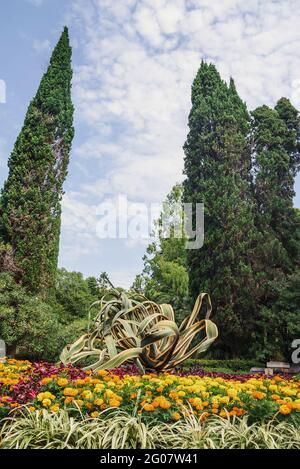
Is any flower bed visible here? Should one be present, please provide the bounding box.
[1,359,300,424]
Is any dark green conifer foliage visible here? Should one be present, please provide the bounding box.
[250,100,300,360]
[183,62,259,355]
[252,99,300,270]
[0,28,74,294]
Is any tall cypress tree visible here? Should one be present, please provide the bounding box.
[252,99,300,271]
[0,27,74,295]
[183,62,259,356]
[250,99,300,360]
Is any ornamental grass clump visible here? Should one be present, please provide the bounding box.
[60,290,218,373]
[1,408,300,449]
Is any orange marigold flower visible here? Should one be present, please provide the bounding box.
[64,397,74,405]
[159,400,171,410]
[144,403,155,412]
[97,370,109,377]
[279,404,292,415]
[200,412,210,422]
[252,391,265,400]
[41,377,53,385]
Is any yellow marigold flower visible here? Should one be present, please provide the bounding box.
[178,391,185,397]
[94,383,105,392]
[282,387,297,397]
[227,389,238,399]
[28,406,36,412]
[81,390,93,400]
[50,404,60,413]
[94,398,104,407]
[292,402,300,410]
[104,389,114,398]
[109,399,121,407]
[57,378,69,387]
[74,399,84,407]
[172,412,181,421]
[269,384,278,392]
[63,388,79,397]
[37,392,55,402]
[97,370,109,377]
[91,411,99,418]
[220,396,230,404]
[219,410,228,418]
[42,398,52,407]
[271,394,280,401]
[279,404,292,415]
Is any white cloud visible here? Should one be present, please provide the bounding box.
[0,137,7,168]
[33,39,51,53]
[26,0,44,6]
[61,0,300,283]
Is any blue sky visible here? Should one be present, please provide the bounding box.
[0,0,300,287]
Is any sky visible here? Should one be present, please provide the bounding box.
[0,0,300,288]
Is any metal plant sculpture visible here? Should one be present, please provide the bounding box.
[60,290,218,373]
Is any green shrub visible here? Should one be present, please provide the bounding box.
[54,268,97,320]
[0,273,61,359]
[0,272,91,362]
[179,359,262,373]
